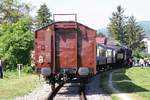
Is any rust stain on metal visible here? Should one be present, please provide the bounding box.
[34,21,96,74]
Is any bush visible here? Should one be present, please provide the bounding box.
[4,70,18,79]
[22,65,33,73]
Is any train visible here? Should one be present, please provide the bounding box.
[96,44,132,71]
[34,16,132,91]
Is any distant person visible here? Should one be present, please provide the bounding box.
[144,58,148,67]
[139,58,144,68]
[147,59,150,67]
[0,58,3,79]
[128,58,133,67]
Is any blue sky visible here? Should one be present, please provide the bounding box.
[23,0,150,29]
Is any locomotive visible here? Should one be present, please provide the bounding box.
[34,14,132,90]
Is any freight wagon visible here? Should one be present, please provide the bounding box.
[34,16,96,90]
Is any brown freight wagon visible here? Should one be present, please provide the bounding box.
[34,20,96,85]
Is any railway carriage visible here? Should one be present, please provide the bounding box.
[34,20,96,90]
[96,44,132,71]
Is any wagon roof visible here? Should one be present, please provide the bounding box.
[97,43,124,50]
[35,21,96,32]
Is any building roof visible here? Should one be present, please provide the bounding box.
[96,37,107,44]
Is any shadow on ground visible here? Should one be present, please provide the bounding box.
[112,68,149,93]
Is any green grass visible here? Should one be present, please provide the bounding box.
[112,67,150,100]
[99,71,110,93]
[0,71,40,100]
[99,71,119,100]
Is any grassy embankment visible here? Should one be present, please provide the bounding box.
[100,67,150,100]
[0,71,40,100]
[112,67,150,100]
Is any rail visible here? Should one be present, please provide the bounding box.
[79,84,87,100]
[47,83,64,100]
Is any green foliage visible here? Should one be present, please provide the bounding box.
[133,51,150,60]
[125,16,145,52]
[36,3,52,28]
[108,5,126,45]
[22,65,33,73]
[133,50,147,59]
[0,0,32,24]
[0,0,33,70]
[108,5,145,57]
[0,19,33,70]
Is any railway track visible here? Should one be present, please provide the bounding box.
[47,83,87,100]
[47,74,112,100]
[47,83,64,100]
[79,85,87,100]
[15,74,111,100]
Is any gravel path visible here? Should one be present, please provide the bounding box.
[54,83,80,100]
[15,74,112,100]
[86,74,112,100]
[108,71,131,100]
[15,82,51,100]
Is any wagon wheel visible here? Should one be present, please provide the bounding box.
[51,83,55,92]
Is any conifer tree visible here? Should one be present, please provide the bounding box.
[36,3,52,28]
[108,5,126,45]
[125,16,145,53]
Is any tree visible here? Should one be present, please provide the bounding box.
[108,5,126,45]
[125,16,145,55]
[0,19,33,70]
[0,0,32,24]
[36,3,52,28]
[0,0,33,70]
